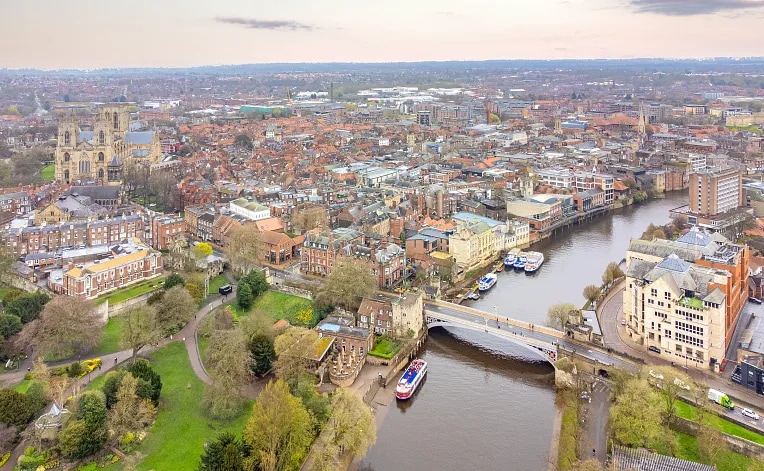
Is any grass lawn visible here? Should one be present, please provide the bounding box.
[41,164,55,181]
[368,336,401,360]
[556,389,578,470]
[136,342,252,471]
[85,373,108,392]
[96,277,165,306]
[250,291,315,326]
[93,317,126,356]
[674,401,764,445]
[207,274,228,295]
[674,432,757,471]
[12,379,31,393]
[197,336,209,371]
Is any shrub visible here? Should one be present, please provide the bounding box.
[0,452,10,467]
[67,362,83,378]
[0,389,36,426]
[0,314,22,339]
[126,359,162,405]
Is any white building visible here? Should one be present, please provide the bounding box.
[229,198,271,221]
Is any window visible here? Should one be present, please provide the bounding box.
[664,291,671,300]
[63,170,69,181]
[113,112,119,130]
[98,152,104,162]
[651,288,657,296]
[64,152,70,162]
[98,168,104,179]
[64,131,70,145]
[99,131,105,145]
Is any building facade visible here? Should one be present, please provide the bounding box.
[623,228,749,371]
[54,104,162,184]
[150,216,185,250]
[689,167,743,217]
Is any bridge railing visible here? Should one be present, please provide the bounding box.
[426,300,565,339]
[426,313,558,351]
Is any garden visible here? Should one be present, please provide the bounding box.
[368,335,402,360]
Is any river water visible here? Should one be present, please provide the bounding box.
[360,192,687,471]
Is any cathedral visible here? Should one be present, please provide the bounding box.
[54,104,162,185]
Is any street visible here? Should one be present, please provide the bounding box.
[579,378,611,465]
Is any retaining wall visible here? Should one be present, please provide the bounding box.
[107,290,159,317]
[671,416,764,461]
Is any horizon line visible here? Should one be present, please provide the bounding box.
[3,56,764,73]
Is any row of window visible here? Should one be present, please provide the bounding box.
[675,320,704,336]
[675,332,704,348]
[675,309,704,322]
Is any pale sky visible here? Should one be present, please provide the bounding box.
[2,0,764,69]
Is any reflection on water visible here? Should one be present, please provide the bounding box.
[361,193,687,471]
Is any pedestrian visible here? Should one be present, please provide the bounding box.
[98,363,102,371]
[114,357,117,365]
[194,314,197,320]
[27,367,30,372]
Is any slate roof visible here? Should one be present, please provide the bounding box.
[124,131,155,145]
[656,254,691,273]
[612,446,716,471]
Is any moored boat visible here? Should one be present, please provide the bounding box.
[513,252,527,270]
[494,261,504,273]
[524,251,545,273]
[395,359,428,400]
[504,248,520,268]
[478,273,498,291]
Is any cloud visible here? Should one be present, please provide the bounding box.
[631,0,764,15]
[215,17,315,31]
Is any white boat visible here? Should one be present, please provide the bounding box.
[396,359,428,400]
[504,248,520,268]
[478,273,498,291]
[524,251,544,273]
[513,251,527,270]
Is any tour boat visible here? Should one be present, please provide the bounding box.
[478,273,498,292]
[513,252,528,270]
[524,251,545,273]
[395,359,428,400]
[504,248,520,269]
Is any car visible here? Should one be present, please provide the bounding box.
[649,370,664,380]
[748,297,762,305]
[673,377,691,391]
[742,408,760,420]
[648,346,661,353]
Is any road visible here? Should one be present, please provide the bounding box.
[598,281,764,431]
[579,378,610,464]
[424,301,635,370]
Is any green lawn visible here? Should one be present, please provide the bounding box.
[85,372,108,392]
[93,317,126,356]
[197,336,209,371]
[250,291,315,326]
[0,285,17,300]
[674,432,758,471]
[41,164,55,181]
[12,379,31,393]
[368,336,402,360]
[136,343,252,471]
[675,401,764,445]
[207,274,228,295]
[96,277,165,306]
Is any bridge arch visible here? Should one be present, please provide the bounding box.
[426,320,558,365]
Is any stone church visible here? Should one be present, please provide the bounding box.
[54,104,162,185]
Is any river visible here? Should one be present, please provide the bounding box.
[360,192,687,471]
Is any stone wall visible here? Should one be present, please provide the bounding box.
[107,290,160,317]
[271,284,314,300]
[671,416,764,461]
[5,275,50,295]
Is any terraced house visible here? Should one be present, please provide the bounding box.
[623,228,749,372]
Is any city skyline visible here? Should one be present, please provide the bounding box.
[3,0,764,69]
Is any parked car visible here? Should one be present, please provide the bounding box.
[742,408,760,420]
[748,297,762,305]
[673,377,691,391]
[648,346,661,353]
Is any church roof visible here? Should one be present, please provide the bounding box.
[79,131,94,145]
[125,131,155,145]
[108,154,122,167]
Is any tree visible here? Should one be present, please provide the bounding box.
[126,359,162,406]
[653,229,667,240]
[194,242,214,260]
[291,206,328,234]
[0,389,36,426]
[546,303,578,330]
[234,134,254,150]
[185,282,204,305]
[296,381,331,428]
[120,306,161,362]
[108,373,156,444]
[204,329,252,419]
[646,365,690,425]
[316,257,376,311]
[198,432,250,471]
[237,283,254,311]
[240,270,268,298]
[697,426,727,466]
[243,379,314,471]
[250,334,276,376]
[31,296,102,358]
[640,223,660,240]
[273,327,319,392]
[226,227,263,276]
[5,291,50,323]
[609,377,675,452]
[602,262,624,287]
[324,388,376,458]
[155,285,196,334]
[60,391,108,459]
[164,273,185,290]
[582,285,601,307]
[0,314,22,339]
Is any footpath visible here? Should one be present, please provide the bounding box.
[596,280,764,408]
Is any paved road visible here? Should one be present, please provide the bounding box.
[424,301,635,370]
[583,379,610,464]
[597,281,764,428]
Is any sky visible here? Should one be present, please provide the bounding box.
[2,0,764,69]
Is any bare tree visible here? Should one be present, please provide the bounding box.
[30,296,102,359]
[546,303,579,330]
[291,206,328,234]
[120,306,162,362]
[226,226,263,276]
